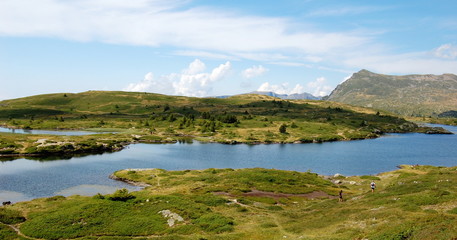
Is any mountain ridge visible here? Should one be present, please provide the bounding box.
[327,69,457,117]
[215,91,320,100]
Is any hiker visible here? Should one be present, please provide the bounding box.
[370,181,376,192]
[338,190,343,202]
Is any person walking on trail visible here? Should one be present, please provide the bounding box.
[338,190,343,202]
[370,181,376,192]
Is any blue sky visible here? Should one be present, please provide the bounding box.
[1,0,457,100]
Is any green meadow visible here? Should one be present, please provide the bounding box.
[0,91,446,156]
[1,165,456,239]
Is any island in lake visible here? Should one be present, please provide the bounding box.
[0,90,456,239]
[0,91,450,157]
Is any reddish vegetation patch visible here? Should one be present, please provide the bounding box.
[214,190,336,199]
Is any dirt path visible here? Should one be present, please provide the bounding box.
[243,190,337,199]
[215,189,336,200]
[5,223,38,240]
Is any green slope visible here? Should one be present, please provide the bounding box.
[0,90,447,156]
[327,70,457,117]
[2,165,456,239]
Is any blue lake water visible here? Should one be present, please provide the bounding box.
[1,125,456,203]
[0,126,105,135]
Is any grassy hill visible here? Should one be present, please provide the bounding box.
[327,70,457,118]
[1,90,442,156]
[1,165,456,239]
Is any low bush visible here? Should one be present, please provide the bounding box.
[360,175,381,180]
[107,189,135,201]
[0,208,26,224]
[192,213,234,233]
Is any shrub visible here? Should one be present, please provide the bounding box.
[0,208,26,224]
[107,189,135,201]
[360,175,381,180]
[192,213,234,233]
[45,196,66,202]
[92,193,105,200]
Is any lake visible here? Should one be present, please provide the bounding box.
[1,125,456,203]
[0,126,107,136]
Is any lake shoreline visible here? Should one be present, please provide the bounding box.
[0,124,452,158]
[1,123,456,204]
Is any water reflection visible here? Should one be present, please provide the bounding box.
[0,125,456,203]
[0,190,30,203]
[0,126,111,136]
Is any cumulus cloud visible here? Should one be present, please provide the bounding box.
[242,65,268,79]
[124,59,231,97]
[257,82,305,95]
[290,84,305,94]
[306,77,333,97]
[433,44,457,59]
[124,72,172,93]
[172,60,231,96]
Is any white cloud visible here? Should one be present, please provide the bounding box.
[242,65,268,79]
[257,82,305,95]
[306,77,333,97]
[174,50,238,60]
[0,0,368,58]
[1,0,455,78]
[258,82,288,95]
[269,61,310,67]
[290,84,305,94]
[344,49,457,75]
[307,6,389,17]
[183,59,206,75]
[341,74,353,83]
[124,59,231,97]
[433,44,457,59]
[257,78,333,97]
[124,72,173,93]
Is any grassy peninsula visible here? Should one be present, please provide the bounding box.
[1,165,457,239]
[0,91,448,157]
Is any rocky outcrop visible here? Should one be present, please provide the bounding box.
[158,210,184,227]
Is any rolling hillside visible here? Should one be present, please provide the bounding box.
[327,70,457,117]
[0,90,439,156]
[2,165,457,239]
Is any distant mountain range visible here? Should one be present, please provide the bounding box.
[216,91,321,100]
[326,69,457,117]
